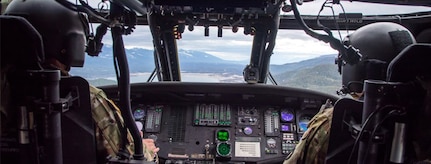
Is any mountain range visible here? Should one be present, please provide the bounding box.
[71,45,246,78]
[72,46,336,77]
[70,46,342,95]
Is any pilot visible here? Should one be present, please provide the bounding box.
[3,0,159,162]
[283,22,417,164]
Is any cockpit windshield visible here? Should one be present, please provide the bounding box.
[70,0,431,97]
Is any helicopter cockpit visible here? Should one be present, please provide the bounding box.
[92,0,340,163]
[1,0,431,164]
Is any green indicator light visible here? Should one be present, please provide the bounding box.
[217,143,231,156]
[217,130,229,141]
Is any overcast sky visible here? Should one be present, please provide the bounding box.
[93,0,431,64]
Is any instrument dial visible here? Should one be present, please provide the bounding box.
[133,108,145,120]
[280,109,294,122]
[267,138,276,148]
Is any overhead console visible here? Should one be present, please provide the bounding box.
[101,82,338,163]
[150,0,278,13]
[145,0,283,29]
[153,0,268,8]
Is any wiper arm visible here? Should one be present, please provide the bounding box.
[147,68,158,82]
[267,71,278,85]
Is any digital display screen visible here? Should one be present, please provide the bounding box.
[298,116,311,132]
[281,124,291,132]
[299,122,309,132]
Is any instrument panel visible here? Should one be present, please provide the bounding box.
[135,104,300,163]
[101,82,338,163]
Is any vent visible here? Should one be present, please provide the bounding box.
[167,107,186,142]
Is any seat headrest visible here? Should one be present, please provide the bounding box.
[1,15,44,71]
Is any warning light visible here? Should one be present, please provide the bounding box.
[217,130,229,141]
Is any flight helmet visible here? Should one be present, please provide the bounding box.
[340,22,416,94]
[4,0,89,69]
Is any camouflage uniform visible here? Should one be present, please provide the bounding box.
[90,86,133,158]
[284,101,333,164]
[90,85,155,161]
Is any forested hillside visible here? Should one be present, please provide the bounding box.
[273,64,341,95]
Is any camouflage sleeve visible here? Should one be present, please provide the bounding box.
[283,132,306,164]
[89,85,134,157]
[283,100,333,164]
[305,109,332,164]
[89,85,156,161]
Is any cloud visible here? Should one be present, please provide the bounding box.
[94,0,430,65]
[271,29,347,64]
[98,25,341,64]
[285,0,431,16]
[96,25,154,49]
[175,27,341,64]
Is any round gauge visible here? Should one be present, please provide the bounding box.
[267,138,276,148]
[217,143,231,157]
[280,110,294,122]
[298,116,311,132]
[133,108,145,120]
[243,127,253,135]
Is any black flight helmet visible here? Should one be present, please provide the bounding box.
[341,22,415,94]
[4,0,89,69]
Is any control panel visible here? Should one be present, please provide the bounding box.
[133,103,321,163]
[100,82,337,163]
